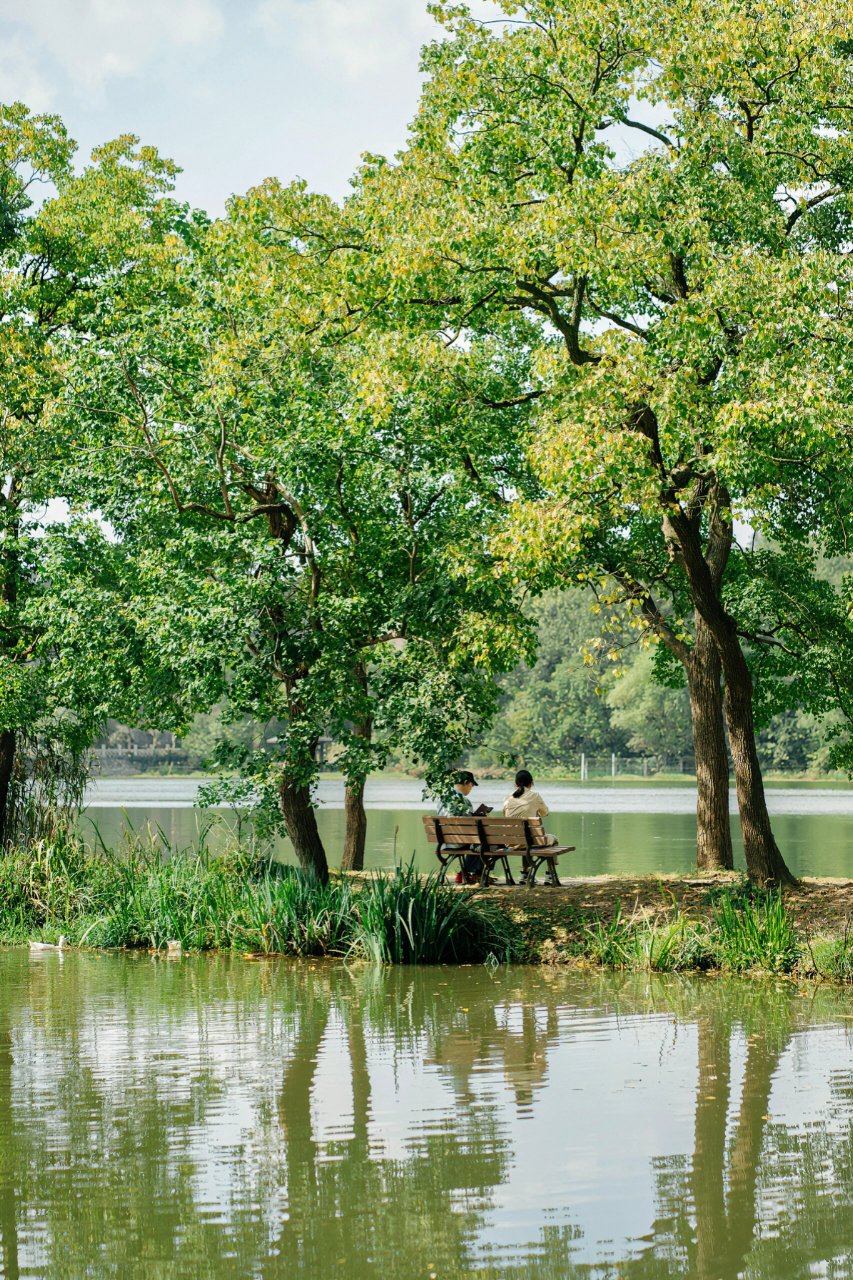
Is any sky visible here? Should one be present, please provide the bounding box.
[0,0,453,215]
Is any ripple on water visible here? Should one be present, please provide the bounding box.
[0,955,851,1278]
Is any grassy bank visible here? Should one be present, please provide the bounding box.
[495,877,853,982]
[523,889,853,982]
[2,837,852,981]
[0,836,520,965]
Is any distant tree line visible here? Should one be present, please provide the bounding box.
[473,590,847,776]
[100,585,842,778]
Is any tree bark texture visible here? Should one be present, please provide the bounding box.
[342,778,368,872]
[0,730,16,849]
[663,488,793,887]
[686,621,733,872]
[721,640,794,885]
[279,777,329,883]
[341,714,372,872]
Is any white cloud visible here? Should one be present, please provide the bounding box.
[0,0,224,98]
[254,0,437,81]
[0,36,54,109]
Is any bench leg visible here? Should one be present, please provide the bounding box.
[523,856,560,887]
[479,856,498,887]
[500,855,515,885]
[436,850,462,883]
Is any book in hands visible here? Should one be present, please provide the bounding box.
[473,803,494,816]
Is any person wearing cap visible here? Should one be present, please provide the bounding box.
[437,770,483,882]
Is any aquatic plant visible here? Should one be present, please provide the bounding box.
[231,871,354,956]
[0,836,519,964]
[582,905,711,973]
[2,837,850,982]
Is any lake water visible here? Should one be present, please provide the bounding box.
[79,777,853,879]
[1,952,851,1278]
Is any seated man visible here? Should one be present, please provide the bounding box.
[437,770,483,883]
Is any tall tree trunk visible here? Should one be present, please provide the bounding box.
[686,621,733,872]
[0,729,16,849]
[342,778,368,872]
[720,639,793,886]
[341,715,372,873]
[663,487,792,887]
[279,777,328,883]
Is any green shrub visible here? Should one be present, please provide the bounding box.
[351,861,521,965]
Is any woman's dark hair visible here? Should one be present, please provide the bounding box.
[513,769,533,799]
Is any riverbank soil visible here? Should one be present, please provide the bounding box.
[485,874,853,962]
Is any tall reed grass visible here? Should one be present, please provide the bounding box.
[0,836,521,965]
[711,887,799,973]
[2,836,849,981]
[350,862,519,964]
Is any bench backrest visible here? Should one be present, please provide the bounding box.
[422,813,543,852]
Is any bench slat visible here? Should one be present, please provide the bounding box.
[423,812,575,886]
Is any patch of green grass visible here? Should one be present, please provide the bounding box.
[581,904,711,973]
[571,887,806,978]
[804,924,853,982]
[231,871,354,957]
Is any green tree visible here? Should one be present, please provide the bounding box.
[0,106,177,844]
[65,180,533,878]
[476,588,631,769]
[360,0,853,882]
[607,649,693,760]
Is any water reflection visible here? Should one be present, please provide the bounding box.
[0,955,851,1278]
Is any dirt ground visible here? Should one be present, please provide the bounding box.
[484,874,853,956]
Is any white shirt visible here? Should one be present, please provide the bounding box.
[502,788,549,820]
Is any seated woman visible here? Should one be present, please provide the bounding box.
[502,770,558,847]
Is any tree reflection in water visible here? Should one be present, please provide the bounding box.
[0,954,850,1279]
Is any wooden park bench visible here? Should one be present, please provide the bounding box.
[422,814,575,887]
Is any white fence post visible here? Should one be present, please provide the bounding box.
[611,752,616,779]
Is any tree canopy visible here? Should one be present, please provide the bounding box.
[3,0,853,882]
[337,0,853,880]
[61,180,534,875]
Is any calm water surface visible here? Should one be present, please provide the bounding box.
[0,953,851,1278]
[80,777,853,878]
